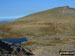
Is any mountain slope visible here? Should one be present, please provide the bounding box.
[0,6,75,44]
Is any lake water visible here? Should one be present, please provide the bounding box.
[2,37,28,44]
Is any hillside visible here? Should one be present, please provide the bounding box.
[0,6,75,42]
[0,6,75,56]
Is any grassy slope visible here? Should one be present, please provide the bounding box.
[0,6,75,44]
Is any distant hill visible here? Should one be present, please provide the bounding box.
[0,19,16,24]
[0,6,75,44]
[0,21,9,24]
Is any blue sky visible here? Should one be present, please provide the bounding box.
[0,0,75,21]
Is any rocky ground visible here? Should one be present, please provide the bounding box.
[23,43,75,56]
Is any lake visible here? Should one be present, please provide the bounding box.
[2,37,28,44]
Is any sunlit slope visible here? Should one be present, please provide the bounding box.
[0,6,75,44]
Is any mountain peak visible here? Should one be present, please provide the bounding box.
[61,6,75,10]
[53,6,75,14]
[63,6,70,8]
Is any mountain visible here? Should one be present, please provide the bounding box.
[0,20,9,24]
[0,6,75,44]
[0,6,75,56]
[0,19,17,24]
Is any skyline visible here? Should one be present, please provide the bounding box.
[0,0,75,21]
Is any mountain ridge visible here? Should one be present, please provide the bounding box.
[13,6,75,24]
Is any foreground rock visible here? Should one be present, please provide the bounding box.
[0,40,33,56]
